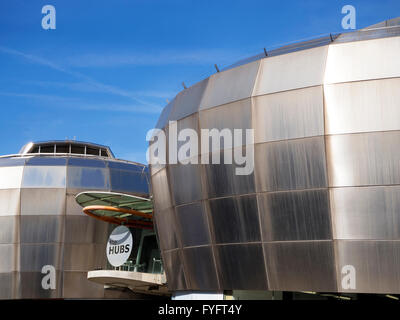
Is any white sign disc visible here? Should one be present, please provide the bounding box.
[106,226,133,267]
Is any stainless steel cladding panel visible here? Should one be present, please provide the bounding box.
[169,79,209,121]
[327,132,400,187]
[255,137,327,192]
[265,241,337,292]
[162,249,187,290]
[331,186,400,240]
[258,189,331,241]
[335,240,400,293]
[175,202,210,247]
[215,244,268,290]
[182,246,219,290]
[200,61,260,110]
[253,86,324,143]
[208,195,260,244]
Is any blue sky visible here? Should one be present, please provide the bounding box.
[0,0,399,163]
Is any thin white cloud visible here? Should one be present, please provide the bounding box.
[0,45,159,108]
[0,91,162,114]
[65,49,248,68]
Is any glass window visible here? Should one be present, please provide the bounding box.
[55,144,69,153]
[67,167,109,189]
[71,145,85,155]
[86,147,99,156]
[108,161,144,172]
[30,146,39,153]
[110,169,148,195]
[101,149,108,157]
[40,145,54,153]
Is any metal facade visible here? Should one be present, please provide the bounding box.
[150,22,400,293]
[0,155,149,298]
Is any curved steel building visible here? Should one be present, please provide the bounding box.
[150,17,400,294]
[0,140,149,298]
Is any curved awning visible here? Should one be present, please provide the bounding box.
[75,191,153,229]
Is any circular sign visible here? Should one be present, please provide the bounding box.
[106,226,133,267]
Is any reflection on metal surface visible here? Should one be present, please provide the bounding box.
[253,86,324,143]
[325,78,400,135]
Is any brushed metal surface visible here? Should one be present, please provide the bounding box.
[169,163,203,205]
[182,246,219,290]
[335,240,400,293]
[63,243,106,271]
[62,271,104,298]
[20,188,66,215]
[154,207,179,251]
[199,98,252,151]
[215,244,268,290]
[19,243,63,272]
[0,167,23,189]
[327,131,400,187]
[258,189,331,241]
[0,216,18,244]
[331,186,400,239]
[151,168,172,211]
[162,249,187,291]
[175,202,210,247]
[175,113,199,161]
[20,215,64,243]
[0,273,14,299]
[265,241,337,292]
[253,86,324,143]
[0,189,20,216]
[0,245,17,272]
[325,36,400,84]
[208,195,260,244]
[253,46,328,95]
[325,78,400,135]
[255,137,328,192]
[200,60,260,110]
[18,271,62,299]
[169,78,208,121]
[65,216,108,244]
[155,97,175,129]
[65,193,87,215]
[204,152,256,198]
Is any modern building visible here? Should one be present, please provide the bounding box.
[0,140,150,299]
[149,17,400,298]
